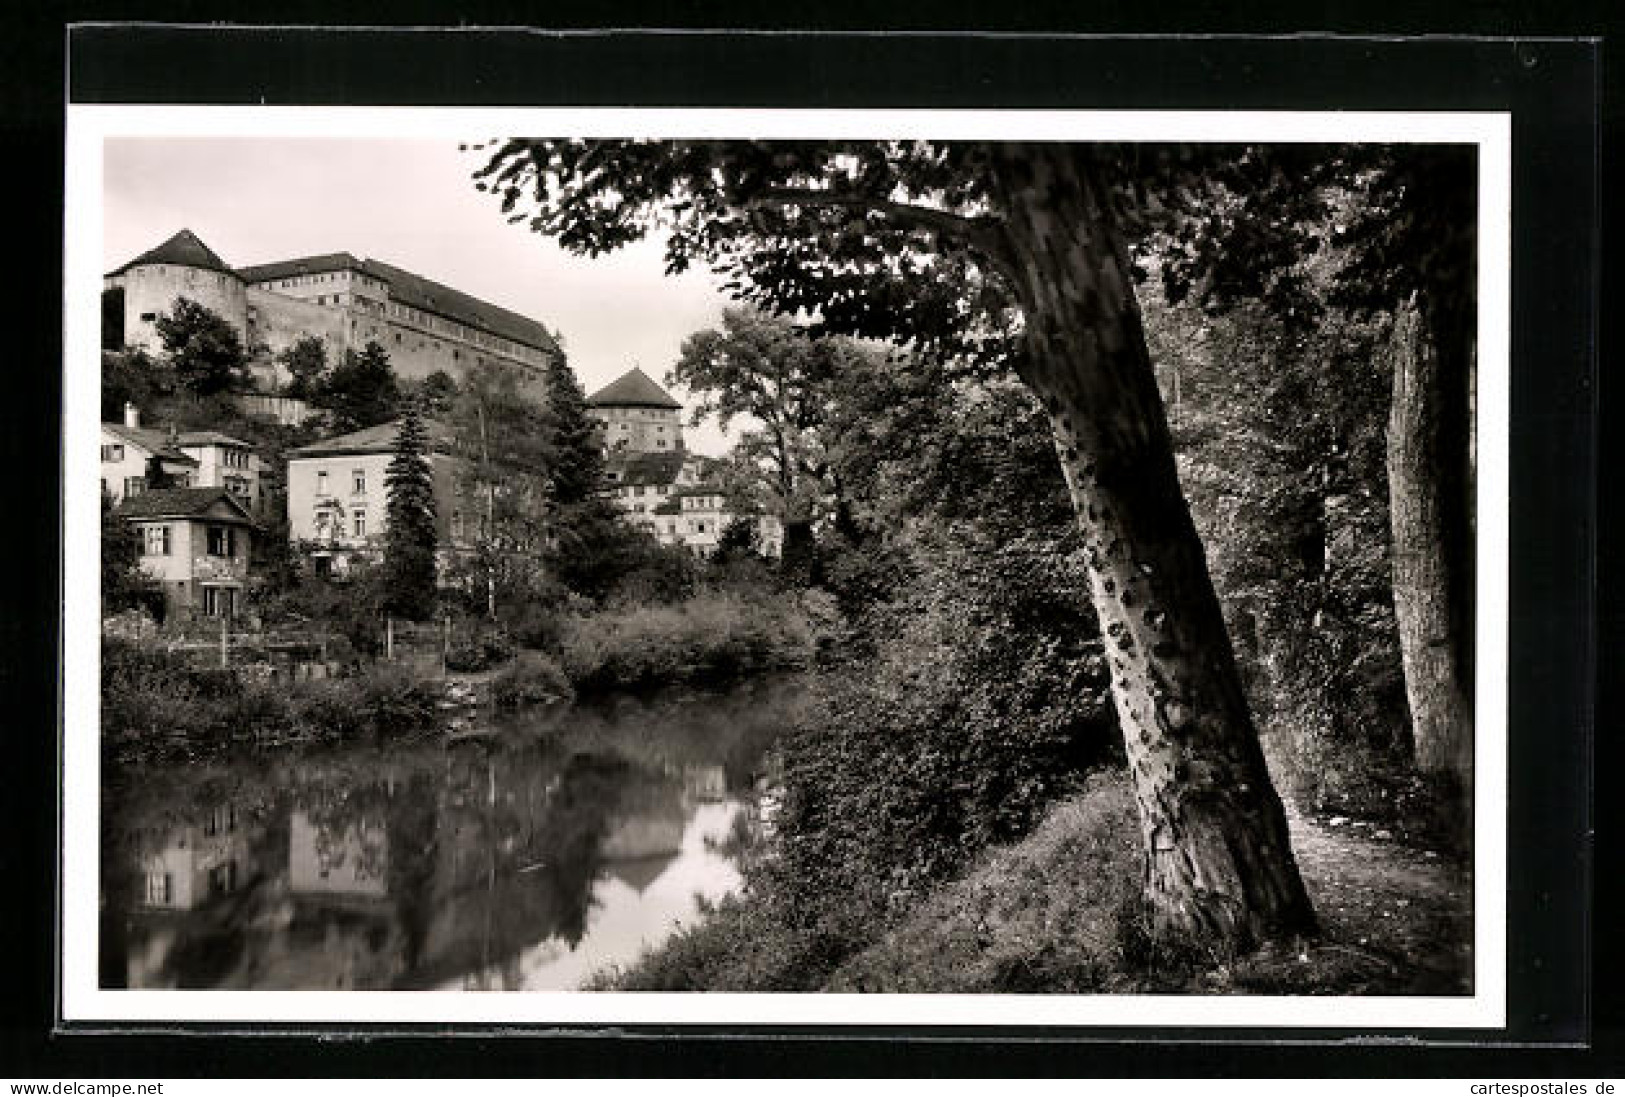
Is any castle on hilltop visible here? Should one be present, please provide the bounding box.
[105,229,563,391]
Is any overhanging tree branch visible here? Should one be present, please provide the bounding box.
[749,189,1020,284]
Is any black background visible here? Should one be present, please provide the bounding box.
[3,13,1609,1078]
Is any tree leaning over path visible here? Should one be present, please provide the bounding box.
[473,139,1317,948]
[382,400,439,621]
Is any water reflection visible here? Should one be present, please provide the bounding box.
[101,678,803,991]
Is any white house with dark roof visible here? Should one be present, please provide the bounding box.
[101,404,270,517]
[114,486,256,619]
[106,229,564,393]
[285,418,463,575]
[100,404,200,503]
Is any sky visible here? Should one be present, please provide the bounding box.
[103,137,741,454]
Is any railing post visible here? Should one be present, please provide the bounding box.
[386,615,395,662]
[220,613,229,669]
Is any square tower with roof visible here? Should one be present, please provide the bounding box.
[585,368,684,453]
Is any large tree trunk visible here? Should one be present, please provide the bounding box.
[988,144,1316,947]
[1387,297,1475,779]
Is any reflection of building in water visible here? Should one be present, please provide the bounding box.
[599,777,687,896]
[287,810,389,898]
[135,803,252,912]
[680,764,728,804]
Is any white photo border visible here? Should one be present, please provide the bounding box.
[61,105,1511,1029]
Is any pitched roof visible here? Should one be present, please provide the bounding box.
[287,418,456,459]
[234,252,364,284]
[108,229,237,278]
[587,368,681,409]
[176,430,252,449]
[100,423,199,466]
[359,257,560,358]
[605,451,687,487]
[114,487,253,523]
[236,252,561,358]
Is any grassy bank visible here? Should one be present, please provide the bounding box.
[595,770,1472,995]
[102,638,444,762]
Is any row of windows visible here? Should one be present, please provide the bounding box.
[315,508,368,538]
[140,524,240,558]
[314,470,368,496]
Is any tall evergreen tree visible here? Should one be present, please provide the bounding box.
[542,354,607,507]
[382,401,439,621]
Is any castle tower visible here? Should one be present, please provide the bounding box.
[104,229,249,352]
[586,368,684,453]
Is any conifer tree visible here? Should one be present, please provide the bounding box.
[382,401,439,621]
[542,354,607,508]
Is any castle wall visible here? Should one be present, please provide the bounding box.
[246,286,355,388]
[346,310,552,389]
[249,283,555,393]
[109,264,248,352]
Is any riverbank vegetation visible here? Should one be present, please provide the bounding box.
[101,638,443,763]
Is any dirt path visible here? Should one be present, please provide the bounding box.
[1222,810,1474,995]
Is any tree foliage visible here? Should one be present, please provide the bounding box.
[153,297,249,397]
[445,359,555,616]
[277,335,330,400]
[102,494,157,616]
[318,340,401,433]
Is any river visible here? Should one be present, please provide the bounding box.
[98,676,807,991]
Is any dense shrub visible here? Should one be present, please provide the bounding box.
[556,592,813,694]
[489,649,575,710]
[444,620,517,673]
[761,527,1118,948]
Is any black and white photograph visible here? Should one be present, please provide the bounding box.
[59,103,1514,1029]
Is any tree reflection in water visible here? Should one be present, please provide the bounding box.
[100,677,799,990]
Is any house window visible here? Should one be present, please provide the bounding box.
[125,477,145,497]
[145,873,172,905]
[139,312,156,322]
[202,804,236,836]
[207,861,238,897]
[635,486,645,497]
[316,470,329,496]
[101,443,124,462]
[352,469,366,495]
[697,523,706,533]
[202,586,237,618]
[142,525,170,556]
[206,526,236,557]
[353,510,366,537]
[657,439,667,448]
